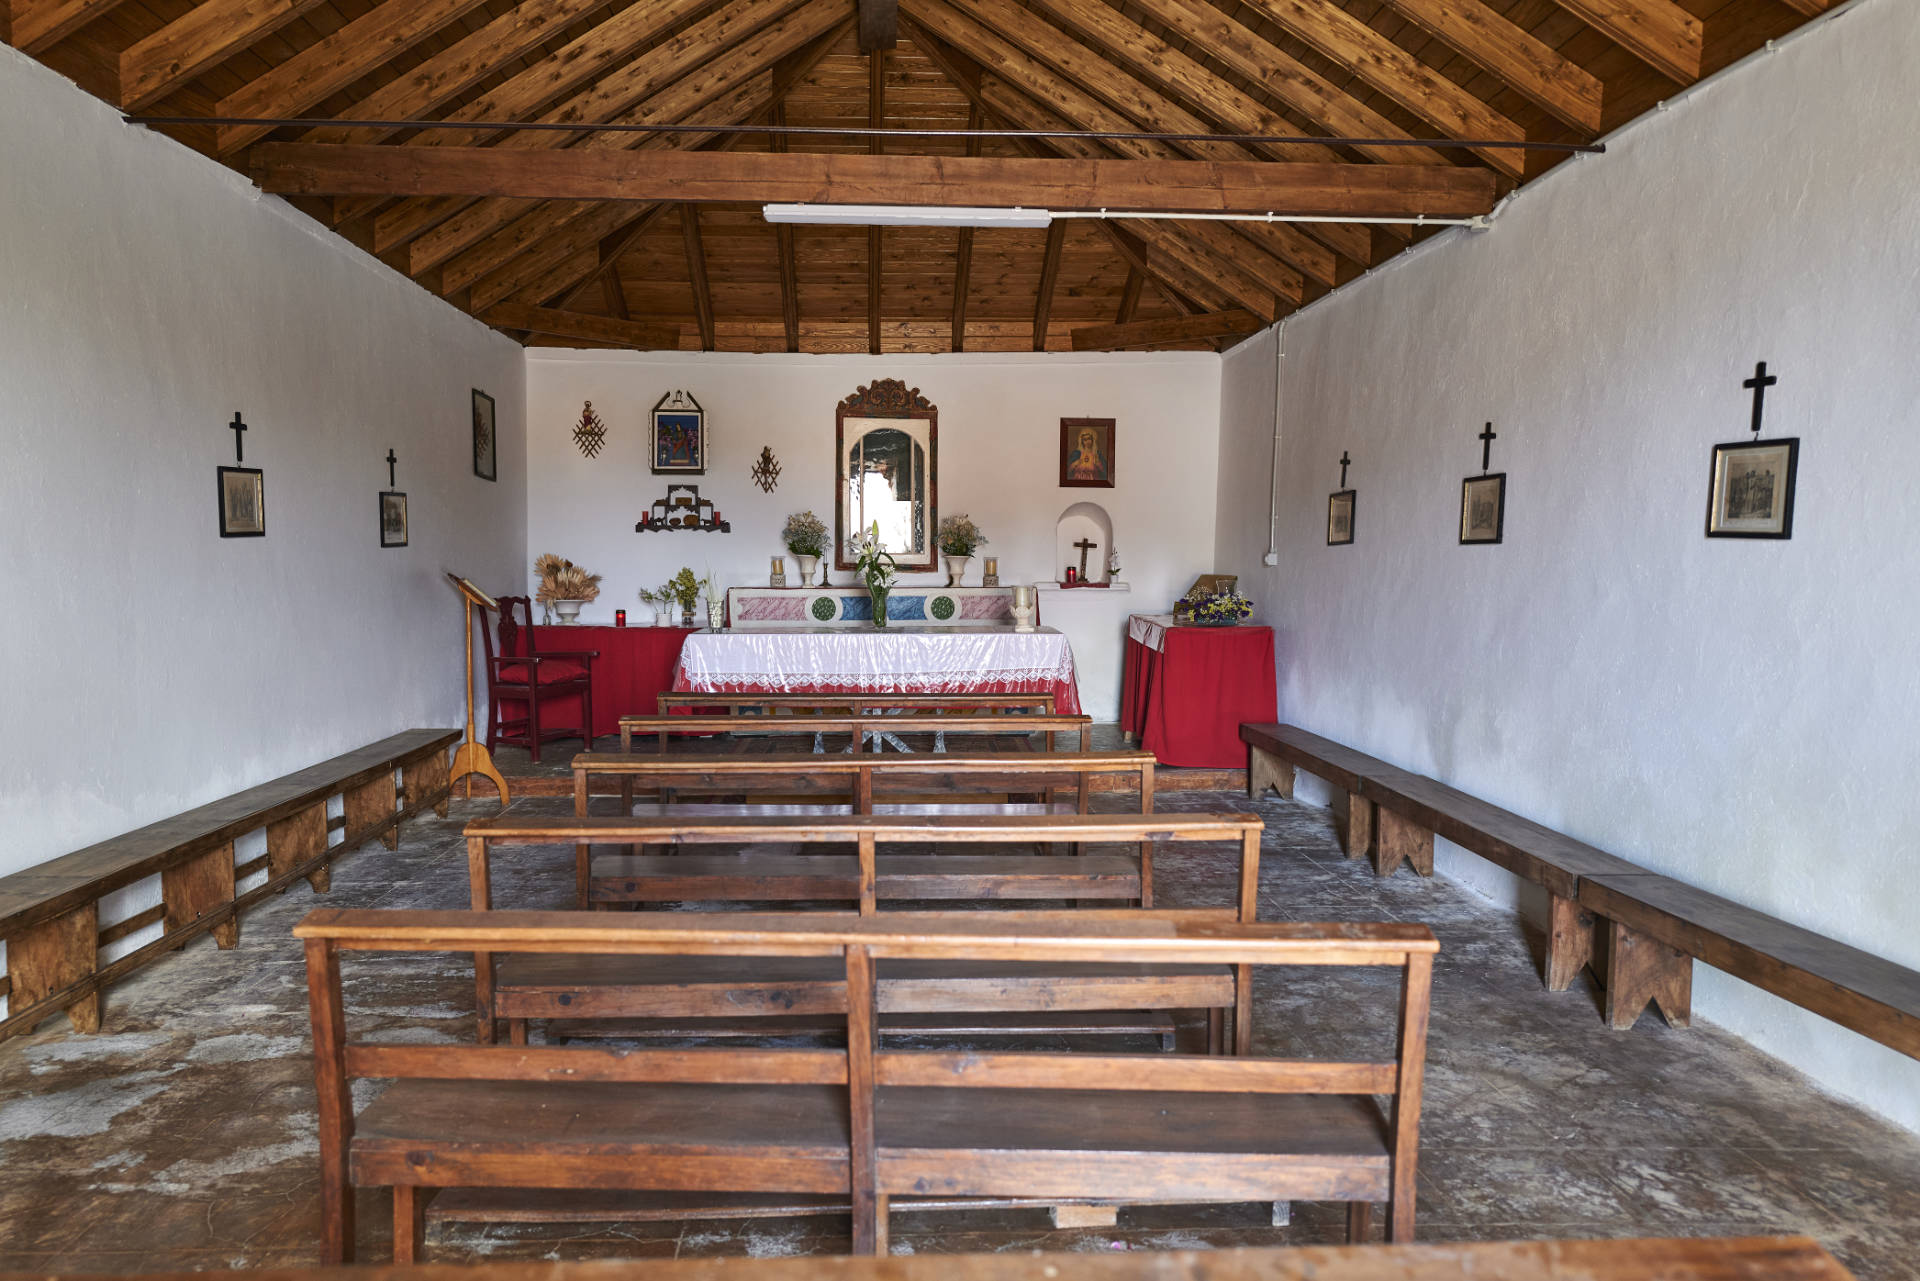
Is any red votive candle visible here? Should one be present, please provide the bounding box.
[615,610,627,627]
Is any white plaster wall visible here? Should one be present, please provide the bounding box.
[525,351,1221,718]
[0,49,527,888]
[1216,0,1920,1132]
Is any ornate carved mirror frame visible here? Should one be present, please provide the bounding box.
[835,379,939,572]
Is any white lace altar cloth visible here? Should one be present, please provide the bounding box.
[673,625,1082,714]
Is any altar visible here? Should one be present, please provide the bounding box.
[673,625,1082,714]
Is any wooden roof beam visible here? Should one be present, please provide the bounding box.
[122,0,333,111]
[868,46,885,356]
[1547,0,1702,85]
[481,303,679,349]
[554,204,677,309]
[857,0,896,53]
[11,0,127,55]
[682,205,716,352]
[1031,221,1067,350]
[949,104,983,353]
[1072,311,1262,351]
[1115,267,1143,325]
[1373,0,1604,133]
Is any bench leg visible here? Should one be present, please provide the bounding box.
[508,1019,529,1046]
[1234,963,1254,1056]
[1206,1007,1225,1056]
[1605,920,1692,1030]
[1346,1202,1371,1244]
[163,841,240,951]
[8,904,102,1034]
[1546,894,1597,992]
[392,1185,426,1264]
[1248,747,1293,799]
[1341,791,1374,860]
[1051,1204,1117,1229]
[1373,808,1433,878]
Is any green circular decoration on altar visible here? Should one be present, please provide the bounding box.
[810,595,837,621]
[928,594,957,621]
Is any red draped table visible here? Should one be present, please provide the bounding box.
[1120,614,1277,768]
[531,624,696,740]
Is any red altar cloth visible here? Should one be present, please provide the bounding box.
[530,624,695,739]
[1121,622,1277,768]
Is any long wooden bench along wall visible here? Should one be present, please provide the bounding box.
[619,712,1093,754]
[0,729,457,1043]
[465,812,1264,1053]
[296,909,1437,1262]
[1242,723,1920,1054]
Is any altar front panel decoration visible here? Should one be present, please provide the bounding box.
[675,627,1082,714]
[729,586,1017,627]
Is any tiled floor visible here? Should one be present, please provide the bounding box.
[1,765,1915,1276]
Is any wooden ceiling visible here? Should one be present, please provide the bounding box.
[7,0,1827,353]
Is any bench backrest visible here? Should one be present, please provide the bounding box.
[658,692,1056,714]
[620,713,1092,753]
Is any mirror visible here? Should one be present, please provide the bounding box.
[835,381,938,571]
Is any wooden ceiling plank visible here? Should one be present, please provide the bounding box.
[1132,222,1278,322]
[600,264,631,321]
[1773,0,1831,14]
[1099,222,1239,316]
[12,0,127,55]
[1072,310,1262,351]
[481,302,679,349]
[1030,219,1066,350]
[554,203,678,309]
[470,201,640,312]
[1373,0,1604,132]
[1203,0,1528,175]
[1178,219,1302,304]
[215,0,495,154]
[1546,0,1701,84]
[682,204,717,352]
[122,0,334,112]
[769,98,802,352]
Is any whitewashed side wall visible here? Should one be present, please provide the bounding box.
[1215,0,1920,1132]
[0,48,527,893]
[524,350,1222,719]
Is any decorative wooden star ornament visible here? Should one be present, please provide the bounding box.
[573,400,607,459]
[750,445,782,492]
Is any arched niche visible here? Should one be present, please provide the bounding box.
[1054,500,1114,585]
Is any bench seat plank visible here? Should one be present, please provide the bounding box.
[1581,873,1920,1057]
[620,802,1080,818]
[588,854,1141,902]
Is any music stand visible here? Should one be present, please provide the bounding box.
[447,573,509,805]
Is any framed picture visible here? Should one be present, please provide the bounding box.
[652,390,706,474]
[1060,417,1116,488]
[217,466,265,538]
[380,491,409,548]
[472,388,496,482]
[1459,473,1505,545]
[1327,490,1355,545]
[1707,438,1798,539]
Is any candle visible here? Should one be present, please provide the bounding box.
[615,609,626,627]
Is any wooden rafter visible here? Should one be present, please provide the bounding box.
[1031,221,1067,351]
[1115,268,1143,325]
[868,46,886,357]
[554,203,678,310]
[1072,311,1262,351]
[122,0,334,111]
[682,205,716,352]
[600,266,631,321]
[11,0,126,55]
[950,104,982,352]
[1131,223,1278,323]
[769,99,802,353]
[482,303,679,350]
[215,0,496,155]
[1547,0,1703,85]
[1373,0,1605,133]
[857,0,898,54]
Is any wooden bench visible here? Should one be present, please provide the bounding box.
[1243,724,1920,1054]
[619,712,1093,754]
[296,908,1436,1261]
[0,728,456,1042]
[658,692,1056,715]
[466,812,1264,1052]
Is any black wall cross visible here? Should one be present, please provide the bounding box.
[1338,450,1352,488]
[386,449,398,488]
[1744,361,1778,439]
[228,411,248,463]
[1478,422,1497,473]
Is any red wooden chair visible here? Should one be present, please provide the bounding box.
[481,596,598,763]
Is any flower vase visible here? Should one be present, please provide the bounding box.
[944,554,970,587]
[869,586,890,628]
[552,599,585,625]
[654,607,676,627]
[793,554,819,585]
[707,600,725,629]
[681,605,696,628]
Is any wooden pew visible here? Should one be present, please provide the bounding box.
[619,712,1093,754]
[295,908,1436,1261]
[465,812,1264,1052]
[0,729,456,1042]
[1241,724,1920,1055]
[21,1236,1860,1280]
[658,692,1056,715]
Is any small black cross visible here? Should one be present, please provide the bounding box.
[385,449,398,488]
[228,411,248,463]
[1743,361,1778,439]
[1478,422,1497,473]
[1338,450,1351,489]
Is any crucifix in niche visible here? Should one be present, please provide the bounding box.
[1070,536,1098,585]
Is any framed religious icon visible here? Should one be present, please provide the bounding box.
[471,388,496,482]
[1459,473,1505,545]
[836,379,939,572]
[651,390,706,474]
[218,466,265,538]
[1707,437,1798,539]
[380,490,409,548]
[1060,417,1115,487]
[1327,490,1355,545]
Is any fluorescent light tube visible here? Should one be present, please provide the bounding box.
[763,204,1053,228]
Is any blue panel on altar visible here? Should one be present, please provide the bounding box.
[837,595,928,622]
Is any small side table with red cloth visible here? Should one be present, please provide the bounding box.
[1120,614,1277,768]
[530,624,696,740]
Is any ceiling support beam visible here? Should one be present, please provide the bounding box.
[770,100,802,353]
[857,0,896,53]
[1373,0,1604,133]
[481,303,678,349]
[122,0,332,111]
[1072,311,1261,351]
[1115,268,1143,325]
[1547,0,1702,85]
[256,145,1498,218]
[11,0,125,55]
[867,47,885,356]
[682,205,716,352]
[1031,221,1067,351]
[601,266,630,322]
[949,104,983,353]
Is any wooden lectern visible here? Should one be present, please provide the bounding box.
[447,573,509,805]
